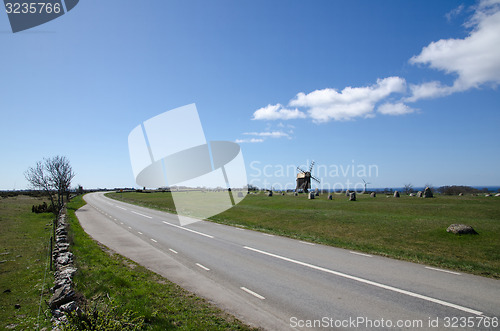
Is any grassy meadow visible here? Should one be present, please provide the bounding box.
[0,195,54,330]
[106,191,500,278]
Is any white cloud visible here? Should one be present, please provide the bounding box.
[409,0,500,100]
[405,81,455,102]
[235,138,264,143]
[252,103,306,120]
[289,77,407,122]
[445,4,465,22]
[243,131,290,138]
[377,102,416,115]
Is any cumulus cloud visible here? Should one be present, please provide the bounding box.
[405,81,455,102]
[252,104,306,120]
[377,102,416,115]
[409,0,500,100]
[289,77,407,122]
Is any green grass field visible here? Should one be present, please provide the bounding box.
[106,191,500,278]
[0,195,54,330]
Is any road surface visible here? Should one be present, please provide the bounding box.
[75,192,500,330]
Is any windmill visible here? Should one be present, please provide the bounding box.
[296,161,320,193]
[362,178,371,192]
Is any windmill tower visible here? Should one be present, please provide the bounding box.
[296,161,320,193]
[362,178,371,192]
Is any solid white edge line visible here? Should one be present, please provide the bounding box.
[196,263,210,271]
[240,287,265,300]
[263,233,274,237]
[162,221,214,239]
[299,241,315,246]
[243,246,482,316]
[131,210,153,219]
[350,251,372,257]
[169,249,178,254]
[150,238,157,243]
[425,266,461,275]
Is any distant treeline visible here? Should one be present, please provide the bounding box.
[436,185,488,195]
[0,190,47,198]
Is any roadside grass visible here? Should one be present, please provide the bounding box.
[0,195,54,330]
[66,195,256,330]
[106,191,500,278]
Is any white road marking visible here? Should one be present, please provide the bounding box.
[240,287,265,300]
[120,222,124,225]
[243,246,482,316]
[196,263,210,271]
[128,226,132,229]
[138,232,143,235]
[263,233,274,237]
[169,249,178,254]
[131,210,152,219]
[162,221,214,239]
[350,251,372,257]
[150,238,157,243]
[116,206,127,210]
[425,266,461,275]
[299,241,315,246]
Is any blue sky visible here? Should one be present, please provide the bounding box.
[1,0,499,191]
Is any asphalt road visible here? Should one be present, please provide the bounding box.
[76,192,500,330]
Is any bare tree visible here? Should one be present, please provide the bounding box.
[25,156,75,213]
[403,183,414,195]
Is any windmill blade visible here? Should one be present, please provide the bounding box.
[311,175,320,183]
[308,161,314,172]
[362,179,367,184]
[297,166,307,173]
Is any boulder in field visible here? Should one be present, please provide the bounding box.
[394,191,400,198]
[349,192,356,201]
[370,192,376,198]
[328,194,333,200]
[446,224,478,235]
[423,186,433,198]
[308,192,315,199]
[417,191,423,198]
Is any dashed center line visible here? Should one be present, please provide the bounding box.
[115,206,127,210]
[196,263,210,271]
[162,221,214,239]
[138,232,143,235]
[243,246,482,316]
[240,287,265,300]
[425,266,461,275]
[131,210,153,219]
[263,233,274,237]
[350,251,372,257]
[299,241,315,246]
[169,249,178,254]
[127,226,132,229]
[150,238,157,243]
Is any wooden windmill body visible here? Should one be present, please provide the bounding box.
[295,161,320,193]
